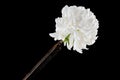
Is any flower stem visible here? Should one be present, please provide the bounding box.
[22,40,63,80]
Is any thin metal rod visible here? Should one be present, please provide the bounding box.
[22,40,63,80]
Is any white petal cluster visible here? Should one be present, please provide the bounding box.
[49,5,99,53]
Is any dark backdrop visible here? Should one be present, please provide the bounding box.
[2,0,112,80]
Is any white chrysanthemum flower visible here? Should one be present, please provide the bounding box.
[49,5,99,53]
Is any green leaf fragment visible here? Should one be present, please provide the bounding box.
[64,34,71,45]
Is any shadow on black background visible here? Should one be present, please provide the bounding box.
[2,0,114,80]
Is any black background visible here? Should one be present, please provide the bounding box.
[2,0,116,80]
